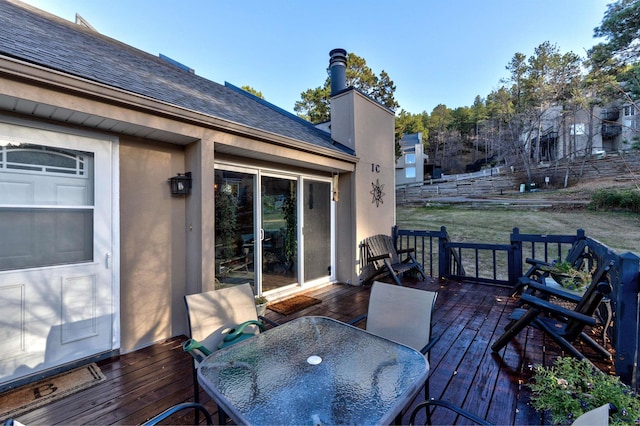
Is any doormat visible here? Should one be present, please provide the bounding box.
[268,295,322,316]
[0,363,105,420]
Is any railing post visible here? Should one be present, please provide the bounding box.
[438,226,449,279]
[392,225,398,248]
[613,251,640,391]
[510,227,523,284]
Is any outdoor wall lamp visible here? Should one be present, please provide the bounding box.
[169,172,192,195]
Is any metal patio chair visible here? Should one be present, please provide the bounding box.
[142,402,213,426]
[349,280,439,421]
[183,283,277,422]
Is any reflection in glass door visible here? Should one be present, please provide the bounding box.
[261,176,298,291]
[303,179,331,283]
[214,170,256,288]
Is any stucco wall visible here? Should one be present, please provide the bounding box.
[119,137,188,352]
[331,90,396,284]
[352,92,396,246]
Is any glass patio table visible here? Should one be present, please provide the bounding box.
[197,316,429,426]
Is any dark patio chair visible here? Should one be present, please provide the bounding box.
[512,238,590,296]
[362,234,427,285]
[510,259,614,343]
[492,261,614,360]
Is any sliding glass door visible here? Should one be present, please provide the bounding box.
[215,166,333,294]
[303,179,331,283]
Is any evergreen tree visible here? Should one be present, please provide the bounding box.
[294,52,398,124]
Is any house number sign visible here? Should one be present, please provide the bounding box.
[370,163,385,207]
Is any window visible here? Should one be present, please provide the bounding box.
[624,105,636,116]
[405,167,416,179]
[405,153,416,164]
[1,144,87,176]
[570,123,585,135]
[625,119,639,131]
[0,143,94,271]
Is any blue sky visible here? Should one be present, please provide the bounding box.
[24,0,610,115]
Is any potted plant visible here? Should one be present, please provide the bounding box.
[215,186,239,261]
[282,185,297,272]
[528,357,640,425]
[541,260,592,292]
[255,295,269,317]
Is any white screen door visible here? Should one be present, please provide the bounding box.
[0,121,115,386]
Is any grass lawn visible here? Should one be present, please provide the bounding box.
[397,205,640,256]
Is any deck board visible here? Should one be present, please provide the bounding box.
[9,277,614,425]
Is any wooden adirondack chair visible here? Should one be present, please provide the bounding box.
[512,238,590,296]
[362,234,426,285]
[492,261,614,360]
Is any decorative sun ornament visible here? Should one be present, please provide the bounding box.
[370,179,385,207]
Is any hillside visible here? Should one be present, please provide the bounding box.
[397,152,640,205]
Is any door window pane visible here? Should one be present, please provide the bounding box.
[262,176,297,291]
[0,208,92,271]
[0,144,94,271]
[215,170,255,287]
[303,180,331,282]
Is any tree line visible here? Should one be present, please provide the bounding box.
[289,0,640,180]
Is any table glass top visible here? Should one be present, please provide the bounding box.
[198,316,429,426]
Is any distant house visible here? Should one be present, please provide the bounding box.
[0,1,396,387]
[395,132,428,185]
[527,102,638,162]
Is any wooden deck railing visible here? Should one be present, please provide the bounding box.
[393,226,587,287]
[386,225,640,391]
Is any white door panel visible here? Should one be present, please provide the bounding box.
[0,121,115,386]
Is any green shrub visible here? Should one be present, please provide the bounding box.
[591,188,640,213]
[529,357,640,425]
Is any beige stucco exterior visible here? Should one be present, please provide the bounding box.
[0,7,397,380]
[331,89,396,285]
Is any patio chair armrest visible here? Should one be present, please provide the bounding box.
[182,338,212,363]
[347,314,367,326]
[142,402,213,426]
[367,253,391,263]
[258,316,279,328]
[525,257,551,268]
[520,294,597,326]
[420,334,440,355]
[409,399,492,426]
[396,247,415,255]
[522,258,553,279]
[522,280,582,303]
[184,347,207,363]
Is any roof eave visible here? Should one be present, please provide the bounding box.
[0,54,357,164]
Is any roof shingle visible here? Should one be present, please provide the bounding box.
[0,0,344,153]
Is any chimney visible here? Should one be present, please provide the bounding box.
[329,48,347,96]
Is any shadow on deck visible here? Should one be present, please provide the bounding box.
[12,277,614,425]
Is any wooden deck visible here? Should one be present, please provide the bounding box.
[11,277,614,425]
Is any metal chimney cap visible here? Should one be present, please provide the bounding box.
[329,49,348,96]
[329,48,347,65]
